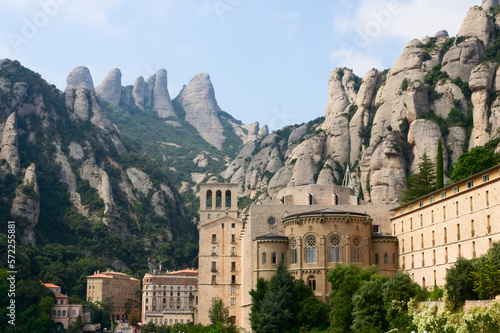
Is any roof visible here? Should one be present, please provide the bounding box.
[371,233,398,240]
[41,282,61,289]
[391,163,500,211]
[86,271,139,281]
[284,208,369,219]
[144,269,198,278]
[255,233,289,241]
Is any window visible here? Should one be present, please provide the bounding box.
[487,215,491,233]
[58,310,61,317]
[420,214,423,227]
[419,200,423,207]
[231,286,236,293]
[402,257,406,270]
[467,181,473,188]
[384,253,388,264]
[455,201,459,216]
[410,218,413,230]
[441,191,447,198]
[262,252,267,264]
[231,298,236,305]
[470,196,473,212]
[409,205,413,211]
[434,270,437,285]
[212,247,216,255]
[373,225,380,233]
[453,186,459,194]
[457,224,460,241]
[207,214,211,220]
[231,234,236,242]
[458,244,461,257]
[268,217,276,226]
[212,261,217,272]
[212,275,216,284]
[212,234,217,242]
[291,237,297,264]
[445,247,448,263]
[306,236,317,263]
[432,231,435,246]
[231,275,236,284]
[444,228,447,244]
[375,253,379,264]
[393,224,396,235]
[231,247,236,255]
[429,196,434,203]
[330,236,341,263]
[72,310,76,316]
[483,174,489,182]
[422,252,425,267]
[272,252,277,264]
[400,208,404,214]
[62,310,66,317]
[52,310,56,316]
[231,223,235,228]
[486,191,490,206]
[402,239,405,253]
[411,255,414,268]
[443,206,446,220]
[473,241,476,258]
[307,276,316,291]
[433,250,436,265]
[352,237,361,262]
[217,214,221,219]
[231,261,236,271]
[421,234,424,249]
[411,237,413,251]
[431,210,434,223]
[471,220,475,237]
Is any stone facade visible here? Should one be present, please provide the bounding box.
[392,164,500,287]
[198,183,397,331]
[142,269,198,326]
[86,271,140,320]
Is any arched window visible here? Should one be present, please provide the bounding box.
[330,236,341,263]
[307,276,316,291]
[352,237,361,262]
[216,190,222,208]
[262,252,267,264]
[52,310,56,316]
[177,299,181,308]
[152,298,156,312]
[290,237,297,264]
[272,252,277,264]
[57,310,61,317]
[62,310,66,317]
[225,190,232,209]
[306,236,317,263]
[169,298,173,308]
[72,310,76,316]
[206,190,213,209]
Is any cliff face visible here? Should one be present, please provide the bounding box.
[221,4,500,205]
[0,60,193,262]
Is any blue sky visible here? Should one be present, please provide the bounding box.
[0,0,477,130]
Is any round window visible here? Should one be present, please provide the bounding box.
[268,217,276,226]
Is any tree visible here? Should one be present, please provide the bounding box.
[351,275,388,332]
[471,255,500,300]
[445,257,478,309]
[402,153,437,203]
[249,277,269,329]
[450,146,500,182]
[383,271,421,329]
[327,264,377,333]
[436,139,444,189]
[254,261,294,333]
[208,297,235,333]
[129,310,140,328]
[292,279,329,331]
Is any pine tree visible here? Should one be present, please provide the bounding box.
[436,139,444,189]
[402,153,437,203]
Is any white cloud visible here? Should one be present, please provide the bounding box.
[330,49,384,76]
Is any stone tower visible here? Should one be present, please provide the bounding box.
[197,183,243,327]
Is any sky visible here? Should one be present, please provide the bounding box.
[0,0,478,130]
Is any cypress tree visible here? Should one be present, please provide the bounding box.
[437,139,444,189]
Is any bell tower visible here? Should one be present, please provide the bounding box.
[199,183,239,224]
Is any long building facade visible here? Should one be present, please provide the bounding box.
[86,271,140,320]
[142,269,198,326]
[392,164,500,287]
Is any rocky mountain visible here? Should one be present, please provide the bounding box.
[222,2,500,205]
[0,59,196,272]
